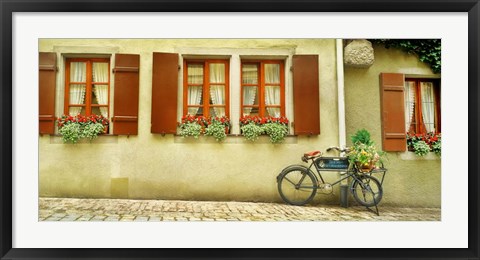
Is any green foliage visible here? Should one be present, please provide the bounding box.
[413,141,431,156]
[58,123,82,143]
[350,128,373,146]
[370,39,441,74]
[179,122,202,139]
[83,123,105,141]
[204,120,227,142]
[263,122,288,144]
[431,140,441,156]
[240,122,264,142]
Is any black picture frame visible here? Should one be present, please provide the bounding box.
[1,0,479,259]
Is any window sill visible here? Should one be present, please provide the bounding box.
[48,134,119,144]
[398,151,440,160]
[174,134,298,144]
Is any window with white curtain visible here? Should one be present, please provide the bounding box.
[404,79,441,134]
[65,58,110,118]
[183,60,229,117]
[241,60,285,117]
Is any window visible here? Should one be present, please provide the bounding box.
[64,58,110,118]
[404,79,441,134]
[241,60,285,117]
[183,59,229,117]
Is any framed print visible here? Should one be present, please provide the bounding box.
[1,0,479,259]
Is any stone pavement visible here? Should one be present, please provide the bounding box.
[39,197,440,222]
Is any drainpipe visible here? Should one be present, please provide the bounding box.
[336,39,348,208]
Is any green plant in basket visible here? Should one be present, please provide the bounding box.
[347,129,386,171]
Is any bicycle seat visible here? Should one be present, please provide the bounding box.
[304,150,321,158]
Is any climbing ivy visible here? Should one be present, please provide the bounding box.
[370,39,441,74]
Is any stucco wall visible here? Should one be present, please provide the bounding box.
[344,43,441,208]
[39,39,342,204]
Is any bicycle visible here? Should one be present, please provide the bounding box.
[276,146,387,215]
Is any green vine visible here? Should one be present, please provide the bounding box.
[370,39,441,74]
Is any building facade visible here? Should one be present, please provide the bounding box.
[39,39,440,207]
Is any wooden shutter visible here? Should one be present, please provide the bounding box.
[112,54,140,135]
[380,73,407,151]
[39,52,57,134]
[292,55,320,135]
[151,52,179,134]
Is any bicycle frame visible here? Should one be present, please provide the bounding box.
[304,156,361,188]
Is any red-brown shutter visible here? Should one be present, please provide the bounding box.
[292,55,320,135]
[39,52,57,134]
[151,52,179,134]
[112,54,140,135]
[380,73,407,151]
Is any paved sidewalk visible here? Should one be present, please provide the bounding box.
[39,197,440,222]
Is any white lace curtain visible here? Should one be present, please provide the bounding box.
[404,82,416,132]
[242,65,258,116]
[69,62,86,116]
[92,62,109,118]
[421,82,436,133]
[187,65,203,115]
[209,63,225,117]
[264,64,281,117]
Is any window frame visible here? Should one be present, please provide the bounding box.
[182,59,230,118]
[240,60,286,118]
[405,78,441,134]
[64,57,111,118]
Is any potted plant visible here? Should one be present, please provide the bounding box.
[347,129,385,172]
[263,116,289,143]
[239,116,264,142]
[204,116,231,142]
[178,114,204,139]
[406,132,441,157]
[57,114,110,143]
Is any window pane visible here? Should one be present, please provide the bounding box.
[210,85,225,105]
[187,86,203,105]
[210,107,225,117]
[264,64,280,84]
[242,64,258,84]
[243,107,259,116]
[420,82,436,133]
[404,81,416,132]
[70,62,87,82]
[92,84,108,105]
[69,84,86,105]
[69,106,85,116]
[188,107,203,116]
[243,86,258,106]
[265,107,281,118]
[265,85,281,105]
[91,107,108,117]
[187,64,203,84]
[92,62,109,83]
[210,63,225,83]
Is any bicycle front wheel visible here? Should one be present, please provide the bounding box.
[351,175,383,207]
[277,166,317,206]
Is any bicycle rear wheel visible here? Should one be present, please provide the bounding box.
[277,166,317,206]
[351,175,383,207]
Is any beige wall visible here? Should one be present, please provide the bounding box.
[344,43,441,207]
[39,39,342,204]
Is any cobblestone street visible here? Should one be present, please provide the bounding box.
[39,197,440,222]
